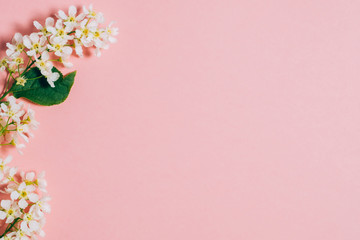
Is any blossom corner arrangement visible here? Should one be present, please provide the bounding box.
[0,4,118,239]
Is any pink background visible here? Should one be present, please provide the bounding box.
[1,0,360,239]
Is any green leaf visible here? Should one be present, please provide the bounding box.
[11,67,76,106]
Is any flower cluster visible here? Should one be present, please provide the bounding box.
[0,156,50,240]
[0,4,118,151]
[0,97,38,153]
[0,5,116,238]
[1,4,118,88]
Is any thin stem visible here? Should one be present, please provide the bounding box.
[85,18,90,27]
[5,72,15,93]
[1,118,11,135]
[0,217,21,237]
[20,59,36,76]
[2,73,11,95]
[25,57,31,69]
[26,75,43,81]
[0,72,13,101]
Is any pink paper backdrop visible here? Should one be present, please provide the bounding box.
[0,0,360,239]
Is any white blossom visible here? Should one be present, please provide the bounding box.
[33,17,54,37]
[16,123,30,143]
[34,51,53,77]
[57,5,85,32]
[21,211,40,232]
[6,33,25,58]
[22,107,39,130]
[47,19,73,42]
[75,19,98,47]
[45,72,60,88]
[10,182,39,209]
[23,33,46,57]
[0,96,25,123]
[47,37,72,58]
[102,21,119,43]
[30,196,51,218]
[0,200,21,224]
[83,4,104,23]
[0,158,50,239]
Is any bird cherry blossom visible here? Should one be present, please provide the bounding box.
[0,156,50,240]
[0,5,117,238]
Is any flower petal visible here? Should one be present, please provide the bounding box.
[26,172,35,181]
[14,33,23,43]
[41,51,50,61]
[69,6,77,16]
[29,220,40,231]
[1,200,11,209]
[29,193,39,203]
[23,36,32,49]
[29,33,39,43]
[33,21,42,30]
[6,215,14,224]
[0,211,6,220]
[4,156,12,165]
[18,198,28,209]
[62,46,72,56]
[58,10,67,20]
[10,191,19,200]
[45,17,54,27]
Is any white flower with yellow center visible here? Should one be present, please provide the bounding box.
[6,33,25,58]
[0,156,12,173]
[9,136,26,155]
[7,56,25,74]
[16,123,30,143]
[3,167,17,184]
[47,37,73,58]
[57,5,85,32]
[90,28,109,57]
[23,33,46,57]
[75,19,98,47]
[47,19,73,41]
[30,196,51,218]
[21,108,39,130]
[34,51,53,76]
[33,17,54,37]
[102,21,118,43]
[83,4,104,23]
[0,200,21,224]
[20,212,40,233]
[0,159,50,238]
[12,229,31,240]
[10,182,39,209]
[0,96,25,123]
[9,56,24,67]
